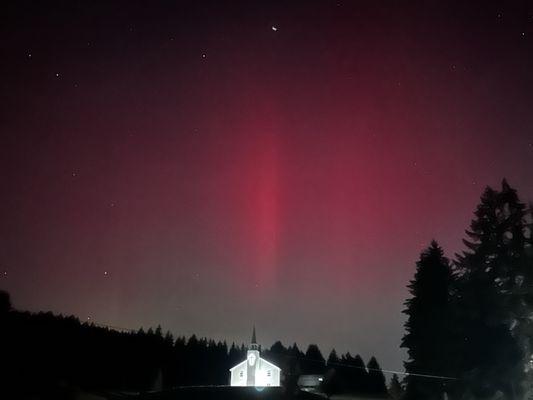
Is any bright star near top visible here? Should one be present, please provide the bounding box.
[271,26,278,31]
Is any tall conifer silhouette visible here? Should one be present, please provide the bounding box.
[366,356,387,395]
[455,180,528,399]
[402,241,456,400]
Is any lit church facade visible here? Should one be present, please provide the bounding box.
[229,328,281,387]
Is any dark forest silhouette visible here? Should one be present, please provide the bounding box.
[0,290,387,399]
[402,180,533,400]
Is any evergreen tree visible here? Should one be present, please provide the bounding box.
[389,374,404,400]
[327,349,339,366]
[155,325,163,337]
[302,344,326,374]
[323,349,341,397]
[264,341,287,373]
[523,203,533,398]
[0,290,11,314]
[455,180,528,399]
[163,331,174,347]
[366,356,387,395]
[228,342,243,368]
[341,353,368,393]
[286,343,304,391]
[270,340,286,354]
[401,241,456,400]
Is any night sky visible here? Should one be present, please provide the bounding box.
[2,0,533,374]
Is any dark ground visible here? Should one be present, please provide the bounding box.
[110,387,324,400]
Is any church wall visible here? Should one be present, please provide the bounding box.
[253,359,281,387]
[230,363,247,386]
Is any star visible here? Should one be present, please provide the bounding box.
[27,53,32,59]
[71,171,77,177]
[202,53,207,59]
[55,72,60,78]
[271,26,278,32]
[104,271,108,276]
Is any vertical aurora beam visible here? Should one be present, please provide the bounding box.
[249,131,280,289]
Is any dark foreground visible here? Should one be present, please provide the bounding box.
[130,387,321,400]
[102,387,324,400]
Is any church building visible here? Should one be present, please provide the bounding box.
[229,327,281,387]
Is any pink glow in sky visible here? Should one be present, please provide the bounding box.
[2,0,533,374]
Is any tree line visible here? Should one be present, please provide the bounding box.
[0,291,387,397]
[402,180,533,400]
[264,342,388,396]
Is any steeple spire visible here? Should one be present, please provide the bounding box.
[249,325,259,351]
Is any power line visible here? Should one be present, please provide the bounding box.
[280,355,458,381]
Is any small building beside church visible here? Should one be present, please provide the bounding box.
[297,374,324,393]
[229,327,281,387]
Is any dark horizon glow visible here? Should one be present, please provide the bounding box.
[1,0,533,374]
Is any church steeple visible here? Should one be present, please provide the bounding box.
[250,325,259,350]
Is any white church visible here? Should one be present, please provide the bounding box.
[229,327,281,387]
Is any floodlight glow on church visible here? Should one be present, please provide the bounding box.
[229,327,281,387]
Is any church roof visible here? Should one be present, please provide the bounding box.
[259,357,281,370]
[229,359,247,371]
